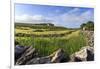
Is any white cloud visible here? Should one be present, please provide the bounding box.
[32,15,45,21]
[15,14,34,22]
[15,14,53,23]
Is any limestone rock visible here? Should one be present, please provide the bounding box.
[25,48,68,64]
[15,46,37,65]
[15,45,29,61]
[70,46,94,62]
[50,49,65,63]
[26,56,51,64]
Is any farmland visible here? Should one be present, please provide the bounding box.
[14,4,94,65]
[15,23,87,57]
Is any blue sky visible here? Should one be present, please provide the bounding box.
[15,3,94,28]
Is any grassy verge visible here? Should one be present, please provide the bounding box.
[15,30,86,56]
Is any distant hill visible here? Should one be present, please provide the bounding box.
[15,22,68,31]
[15,22,54,26]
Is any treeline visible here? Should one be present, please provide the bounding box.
[80,21,94,31]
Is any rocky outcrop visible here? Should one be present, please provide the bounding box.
[15,47,68,65]
[15,46,38,65]
[26,56,51,64]
[70,46,94,62]
[50,49,67,63]
[25,49,68,64]
[15,45,29,62]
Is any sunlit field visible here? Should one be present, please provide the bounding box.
[15,23,87,57]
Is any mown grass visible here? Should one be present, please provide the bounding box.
[15,30,86,57]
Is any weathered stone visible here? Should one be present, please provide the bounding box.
[15,46,37,65]
[50,49,66,63]
[15,45,29,62]
[83,31,94,47]
[26,58,40,64]
[25,48,68,64]
[70,46,94,62]
[26,56,51,64]
[86,46,94,61]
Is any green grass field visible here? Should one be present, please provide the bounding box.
[15,23,87,57]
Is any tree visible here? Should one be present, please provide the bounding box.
[86,21,94,30]
[80,23,86,29]
[80,21,94,31]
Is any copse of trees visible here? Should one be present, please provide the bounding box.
[80,21,94,31]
